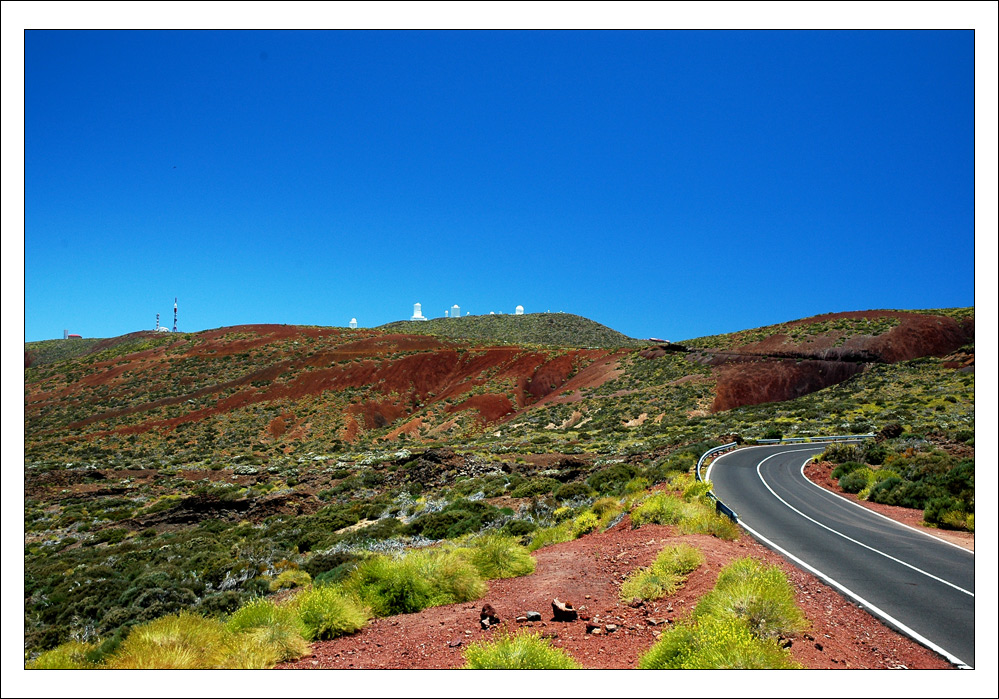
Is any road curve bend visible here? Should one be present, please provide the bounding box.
[706,443,975,668]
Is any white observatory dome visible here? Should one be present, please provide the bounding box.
[515,305,524,315]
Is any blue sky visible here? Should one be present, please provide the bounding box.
[17,27,981,342]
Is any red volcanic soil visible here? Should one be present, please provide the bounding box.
[728,310,974,364]
[277,517,954,671]
[704,310,973,412]
[38,326,622,444]
[710,357,863,413]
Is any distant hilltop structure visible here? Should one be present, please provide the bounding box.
[153,298,180,332]
[409,301,524,320]
[349,318,358,329]
[63,330,82,339]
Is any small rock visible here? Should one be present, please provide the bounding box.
[515,616,528,623]
[525,611,542,622]
[815,642,824,651]
[480,603,500,626]
[605,624,617,633]
[552,598,578,622]
[585,622,601,634]
[448,638,463,648]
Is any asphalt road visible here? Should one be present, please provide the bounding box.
[706,443,975,668]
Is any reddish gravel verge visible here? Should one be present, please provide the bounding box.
[277,517,955,671]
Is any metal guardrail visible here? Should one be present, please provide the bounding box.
[754,434,875,444]
[695,442,738,482]
[695,434,877,524]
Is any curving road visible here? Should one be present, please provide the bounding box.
[706,443,975,668]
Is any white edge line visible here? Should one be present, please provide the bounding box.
[737,517,973,670]
[708,445,974,669]
[797,456,975,555]
[755,453,974,598]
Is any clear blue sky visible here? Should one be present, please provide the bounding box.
[19,28,979,342]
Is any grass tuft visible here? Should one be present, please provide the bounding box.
[464,630,584,669]
[638,614,801,669]
[620,543,704,603]
[105,612,233,669]
[26,640,101,669]
[292,585,370,641]
[226,597,311,661]
[527,521,574,552]
[694,557,808,639]
[344,548,486,617]
[461,533,536,579]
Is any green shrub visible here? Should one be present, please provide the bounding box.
[554,481,595,501]
[694,558,807,639]
[821,443,861,464]
[677,509,740,540]
[923,496,968,529]
[867,475,905,504]
[838,467,874,494]
[587,464,638,495]
[526,521,574,552]
[269,568,312,592]
[620,543,704,603]
[638,614,801,669]
[106,612,234,669]
[624,476,651,494]
[461,534,536,580]
[26,640,101,669]
[500,519,538,540]
[571,511,600,538]
[830,461,866,480]
[464,631,583,669]
[631,492,686,526]
[672,473,712,502]
[292,586,369,641]
[403,499,501,540]
[345,549,486,617]
[509,477,560,498]
[225,598,311,662]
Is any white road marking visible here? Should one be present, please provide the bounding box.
[754,451,973,598]
[708,444,974,669]
[736,517,972,669]
[796,457,975,555]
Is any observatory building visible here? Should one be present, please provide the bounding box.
[349,318,358,329]
[410,303,428,321]
[515,305,524,315]
[451,304,460,318]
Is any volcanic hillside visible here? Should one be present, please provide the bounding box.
[379,312,645,348]
[24,309,973,464]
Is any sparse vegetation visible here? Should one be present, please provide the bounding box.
[620,543,704,603]
[638,557,806,669]
[23,308,973,665]
[464,630,584,669]
[379,312,643,348]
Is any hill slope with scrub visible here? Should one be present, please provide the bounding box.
[23,307,974,668]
